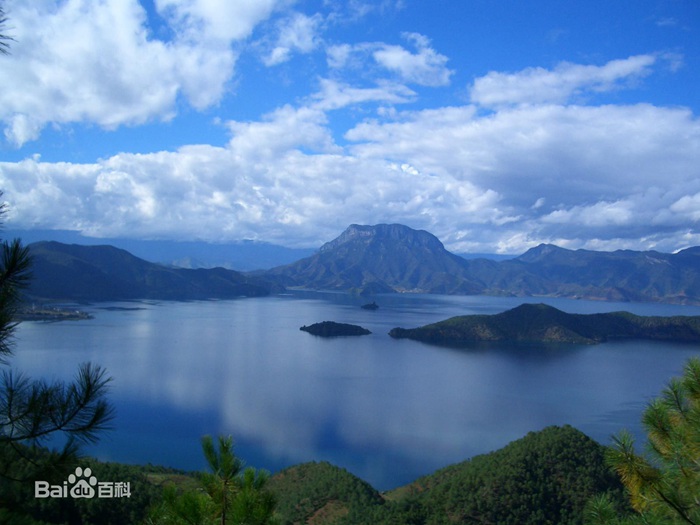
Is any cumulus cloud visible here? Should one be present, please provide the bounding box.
[155,0,280,42]
[1,42,699,254]
[3,87,699,253]
[469,54,658,107]
[327,32,453,87]
[0,0,284,146]
[372,32,453,86]
[263,12,323,66]
[311,78,416,111]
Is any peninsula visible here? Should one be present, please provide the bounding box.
[389,303,700,345]
[17,306,93,322]
[300,321,371,337]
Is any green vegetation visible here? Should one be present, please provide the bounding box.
[146,435,277,525]
[389,303,700,345]
[267,426,627,525]
[0,198,115,523]
[300,321,371,337]
[585,357,700,524]
[0,450,164,524]
[268,461,383,524]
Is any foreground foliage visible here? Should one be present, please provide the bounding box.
[587,357,700,524]
[0,197,114,522]
[0,445,163,525]
[146,435,278,525]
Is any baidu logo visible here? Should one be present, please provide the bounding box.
[35,467,131,499]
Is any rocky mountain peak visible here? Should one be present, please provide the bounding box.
[319,223,445,253]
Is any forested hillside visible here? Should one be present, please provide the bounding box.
[267,425,627,525]
[389,303,700,345]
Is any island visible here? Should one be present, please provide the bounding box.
[300,321,372,337]
[361,301,379,310]
[388,303,700,345]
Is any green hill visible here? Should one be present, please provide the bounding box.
[389,303,700,345]
[268,462,384,524]
[3,426,626,524]
[267,426,627,525]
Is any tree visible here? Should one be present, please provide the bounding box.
[0,196,114,519]
[0,2,14,55]
[148,435,278,525]
[200,435,243,525]
[598,357,700,524]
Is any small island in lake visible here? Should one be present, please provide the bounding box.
[389,303,700,345]
[300,321,372,337]
[361,301,379,310]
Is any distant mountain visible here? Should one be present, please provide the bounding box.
[264,224,700,304]
[264,223,483,295]
[389,303,700,345]
[25,241,280,301]
[6,229,313,271]
[491,243,700,303]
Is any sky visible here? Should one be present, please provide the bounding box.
[0,0,699,254]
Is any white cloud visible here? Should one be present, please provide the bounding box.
[311,78,416,111]
[372,32,453,86]
[469,55,657,107]
[326,33,453,87]
[0,0,284,146]
[155,0,281,42]
[1,47,698,255]
[263,12,323,66]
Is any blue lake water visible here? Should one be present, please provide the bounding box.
[12,292,700,490]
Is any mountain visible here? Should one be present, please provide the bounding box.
[389,303,700,345]
[267,425,627,525]
[18,225,700,304]
[496,244,700,303]
[264,224,700,304]
[25,241,281,301]
[6,229,313,271]
[264,223,483,295]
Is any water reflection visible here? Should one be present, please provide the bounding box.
[12,293,700,490]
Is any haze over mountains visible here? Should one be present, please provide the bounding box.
[21,223,700,304]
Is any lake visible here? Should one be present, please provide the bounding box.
[12,291,700,490]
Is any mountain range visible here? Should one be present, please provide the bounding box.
[265,223,700,304]
[5,229,313,271]
[19,224,700,304]
[25,241,280,301]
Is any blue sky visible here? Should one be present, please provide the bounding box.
[0,0,699,254]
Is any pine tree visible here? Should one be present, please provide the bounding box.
[603,357,700,524]
[0,196,114,518]
[0,3,13,55]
